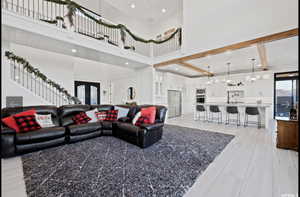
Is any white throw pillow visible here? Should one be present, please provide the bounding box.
[114,106,130,119]
[86,108,99,123]
[35,114,55,128]
[132,112,141,125]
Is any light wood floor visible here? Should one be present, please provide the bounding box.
[1,114,298,197]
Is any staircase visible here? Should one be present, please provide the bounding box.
[5,51,81,106]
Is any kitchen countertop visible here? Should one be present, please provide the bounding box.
[196,102,272,107]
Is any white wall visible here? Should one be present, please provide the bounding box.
[2,43,151,107]
[183,0,298,55]
[112,67,154,105]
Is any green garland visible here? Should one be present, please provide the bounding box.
[5,51,78,103]
[40,16,66,28]
[44,0,182,45]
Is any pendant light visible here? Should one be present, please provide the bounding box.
[226,62,232,84]
[206,66,212,85]
[250,58,257,82]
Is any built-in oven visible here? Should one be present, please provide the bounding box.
[196,89,206,95]
[196,95,205,103]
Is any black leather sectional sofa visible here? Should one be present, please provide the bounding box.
[1,104,167,158]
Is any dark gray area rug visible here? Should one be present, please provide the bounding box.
[21,125,234,197]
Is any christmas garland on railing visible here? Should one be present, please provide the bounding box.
[5,51,78,103]
[44,0,182,45]
[40,16,67,28]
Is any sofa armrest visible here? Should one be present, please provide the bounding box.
[1,127,16,158]
[140,123,164,130]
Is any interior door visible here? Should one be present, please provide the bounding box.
[168,90,182,118]
[75,81,100,105]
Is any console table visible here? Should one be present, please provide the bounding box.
[276,119,298,151]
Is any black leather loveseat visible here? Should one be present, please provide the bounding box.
[1,104,167,158]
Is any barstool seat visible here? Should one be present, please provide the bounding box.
[226,106,240,126]
[244,107,261,128]
[209,105,222,124]
[196,105,207,121]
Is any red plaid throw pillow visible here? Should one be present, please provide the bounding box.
[13,115,41,132]
[95,111,107,122]
[135,116,151,127]
[104,110,118,121]
[72,112,91,125]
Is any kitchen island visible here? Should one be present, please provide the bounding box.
[194,102,272,128]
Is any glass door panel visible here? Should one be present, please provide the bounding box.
[90,86,98,105]
[77,85,86,104]
[274,71,298,119]
[75,81,100,105]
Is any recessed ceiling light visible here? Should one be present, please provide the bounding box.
[175,68,179,71]
[71,49,77,53]
[125,62,129,65]
[130,3,135,8]
[162,8,166,13]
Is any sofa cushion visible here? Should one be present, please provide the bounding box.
[59,105,91,118]
[35,114,55,128]
[140,107,156,124]
[14,114,41,133]
[135,116,151,126]
[105,110,118,121]
[2,109,36,132]
[72,112,91,125]
[95,111,107,121]
[85,108,98,123]
[16,127,65,144]
[114,106,129,119]
[68,122,102,136]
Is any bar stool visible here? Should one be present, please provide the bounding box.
[244,107,261,128]
[196,105,207,121]
[225,106,240,126]
[209,105,222,124]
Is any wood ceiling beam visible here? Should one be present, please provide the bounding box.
[177,62,214,76]
[256,43,269,71]
[154,28,298,68]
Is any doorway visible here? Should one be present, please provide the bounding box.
[274,71,298,119]
[75,81,100,105]
[168,90,182,118]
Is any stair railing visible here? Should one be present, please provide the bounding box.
[5,51,81,106]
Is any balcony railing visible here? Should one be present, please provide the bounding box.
[2,0,181,57]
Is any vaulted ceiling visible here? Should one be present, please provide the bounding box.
[156,36,298,77]
[103,0,182,23]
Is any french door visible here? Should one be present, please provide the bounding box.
[75,81,100,105]
[168,90,182,118]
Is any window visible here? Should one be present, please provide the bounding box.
[274,71,298,119]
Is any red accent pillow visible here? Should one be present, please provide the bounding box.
[95,111,107,122]
[105,110,118,121]
[135,116,151,126]
[72,112,91,125]
[2,109,36,133]
[13,115,41,133]
[140,107,156,124]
